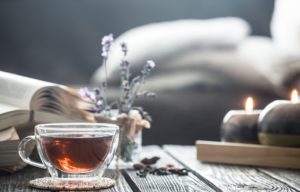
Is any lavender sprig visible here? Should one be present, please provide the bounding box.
[119,42,132,113]
[120,60,156,113]
[81,34,155,115]
[120,42,128,56]
[100,34,114,111]
[79,34,114,113]
[136,91,156,99]
[101,33,113,58]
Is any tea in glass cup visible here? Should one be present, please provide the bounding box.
[18,123,119,181]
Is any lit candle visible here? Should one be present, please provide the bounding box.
[291,89,298,103]
[221,97,262,143]
[258,89,300,147]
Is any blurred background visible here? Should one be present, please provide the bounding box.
[0,0,273,84]
[2,0,300,145]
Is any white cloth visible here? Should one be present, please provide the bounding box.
[91,17,250,84]
[271,0,300,56]
[238,36,300,91]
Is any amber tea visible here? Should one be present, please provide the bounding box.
[19,123,119,180]
[42,134,113,173]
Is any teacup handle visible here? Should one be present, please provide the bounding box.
[18,135,46,169]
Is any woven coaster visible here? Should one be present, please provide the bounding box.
[29,177,115,191]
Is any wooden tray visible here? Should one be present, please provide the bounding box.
[196,140,300,169]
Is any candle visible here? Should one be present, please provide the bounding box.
[221,97,261,143]
[258,89,300,147]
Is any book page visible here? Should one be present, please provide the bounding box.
[31,86,95,122]
[0,103,20,114]
[0,127,19,142]
[0,71,56,109]
[0,103,30,131]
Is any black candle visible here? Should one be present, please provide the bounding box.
[221,97,261,144]
[258,89,300,147]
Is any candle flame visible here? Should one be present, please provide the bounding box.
[245,97,254,112]
[291,89,298,103]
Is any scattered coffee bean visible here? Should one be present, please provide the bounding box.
[166,164,175,168]
[136,170,147,178]
[156,167,171,176]
[144,165,154,172]
[168,167,180,174]
[133,156,190,178]
[133,163,145,170]
[141,156,160,165]
[176,168,189,176]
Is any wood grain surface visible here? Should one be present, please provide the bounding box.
[123,145,215,192]
[259,168,300,190]
[1,145,299,192]
[164,145,299,192]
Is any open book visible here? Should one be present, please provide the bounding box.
[0,71,94,172]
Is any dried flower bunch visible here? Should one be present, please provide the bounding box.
[80,34,156,162]
[81,33,156,116]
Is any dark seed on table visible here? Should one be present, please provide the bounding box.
[145,165,153,171]
[177,168,189,176]
[133,163,145,170]
[149,167,160,174]
[135,156,190,178]
[152,167,169,175]
[141,156,160,165]
[151,157,160,163]
[166,164,175,168]
[168,167,180,173]
[158,167,167,171]
[150,156,160,163]
[136,171,147,178]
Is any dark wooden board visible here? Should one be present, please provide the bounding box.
[196,140,300,169]
[123,145,215,192]
[0,166,132,192]
[163,145,299,192]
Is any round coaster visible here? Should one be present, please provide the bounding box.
[29,177,115,191]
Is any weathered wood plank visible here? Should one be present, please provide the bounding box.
[123,145,215,192]
[105,169,133,192]
[163,145,298,192]
[259,168,300,190]
[0,166,132,192]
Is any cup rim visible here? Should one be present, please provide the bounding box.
[35,123,119,132]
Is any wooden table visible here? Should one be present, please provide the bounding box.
[1,145,300,192]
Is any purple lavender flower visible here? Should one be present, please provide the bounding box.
[145,60,156,72]
[80,87,89,97]
[80,87,107,113]
[121,60,129,68]
[120,42,128,56]
[93,88,100,96]
[146,60,156,69]
[145,92,156,98]
[142,60,156,75]
[80,87,95,101]
[101,81,107,88]
[101,33,114,58]
[136,91,156,99]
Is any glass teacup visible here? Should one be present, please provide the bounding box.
[18,123,119,181]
